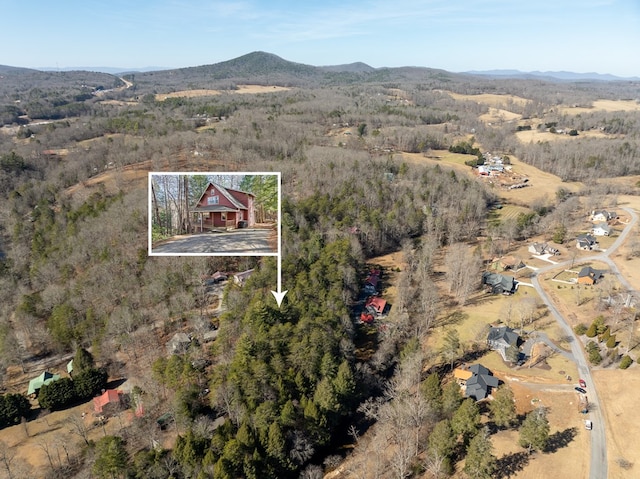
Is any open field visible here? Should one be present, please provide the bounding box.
[515,129,615,143]
[155,84,291,101]
[479,107,522,124]
[442,91,531,109]
[558,99,640,115]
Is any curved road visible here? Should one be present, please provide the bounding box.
[530,206,638,479]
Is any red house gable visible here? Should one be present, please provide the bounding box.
[194,182,255,229]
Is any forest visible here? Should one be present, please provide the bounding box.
[0,52,638,478]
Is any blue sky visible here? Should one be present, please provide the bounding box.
[2,0,639,76]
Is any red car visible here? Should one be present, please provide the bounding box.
[579,379,587,388]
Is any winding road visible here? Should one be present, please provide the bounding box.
[530,207,638,479]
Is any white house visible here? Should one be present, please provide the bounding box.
[592,222,611,236]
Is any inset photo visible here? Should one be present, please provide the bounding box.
[149,172,279,256]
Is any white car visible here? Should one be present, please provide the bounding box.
[585,420,593,430]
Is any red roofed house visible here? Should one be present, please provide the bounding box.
[93,389,124,415]
[193,182,255,231]
[365,297,387,316]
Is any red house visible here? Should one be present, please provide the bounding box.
[193,182,255,230]
[93,389,123,414]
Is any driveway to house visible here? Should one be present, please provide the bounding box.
[152,229,276,255]
[530,206,638,479]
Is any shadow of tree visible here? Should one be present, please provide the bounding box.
[494,451,530,478]
[544,427,577,453]
[437,310,468,327]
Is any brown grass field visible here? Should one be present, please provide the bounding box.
[558,99,640,115]
[155,84,291,101]
[443,91,531,109]
[515,128,617,143]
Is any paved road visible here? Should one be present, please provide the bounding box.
[530,206,638,479]
[152,229,276,255]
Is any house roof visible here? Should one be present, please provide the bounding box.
[482,272,515,292]
[27,371,61,395]
[365,296,387,314]
[194,182,253,211]
[576,233,597,243]
[93,389,123,413]
[194,205,240,213]
[234,269,254,284]
[365,274,379,288]
[578,266,603,281]
[465,364,500,400]
[592,222,611,232]
[487,326,519,348]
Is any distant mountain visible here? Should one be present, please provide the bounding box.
[465,69,640,82]
[131,51,457,92]
[318,62,375,73]
[38,66,170,75]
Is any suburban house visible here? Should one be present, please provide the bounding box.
[487,326,520,361]
[193,182,255,230]
[459,364,500,401]
[28,371,61,396]
[233,269,254,286]
[364,269,381,295]
[166,332,191,355]
[590,210,617,222]
[576,234,598,251]
[365,296,387,317]
[481,272,517,295]
[528,242,560,256]
[93,389,124,415]
[577,266,604,285]
[591,222,611,236]
[495,255,525,271]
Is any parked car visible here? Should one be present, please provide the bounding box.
[579,379,587,388]
[585,420,593,430]
[575,387,587,394]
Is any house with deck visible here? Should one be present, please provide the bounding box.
[576,234,598,251]
[458,364,500,400]
[487,326,520,361]
[481,272,517,295]
[590,210,617,222]
[193,182,255,230]
[577,266,604,285]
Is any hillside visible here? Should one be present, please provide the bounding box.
[0,51,639,478]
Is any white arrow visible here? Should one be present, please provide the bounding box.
[270,172,287,307]
[271,253,288,307]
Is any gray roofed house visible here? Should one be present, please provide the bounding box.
[576,233,598,251]
[167,332,191,355]
[465,364,500,400]
[487,326,520,360]
[481,272,517,295]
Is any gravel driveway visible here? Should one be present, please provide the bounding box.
[152,229,276,255]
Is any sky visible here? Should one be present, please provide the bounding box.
[2,0,639,77]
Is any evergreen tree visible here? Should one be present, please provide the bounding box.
[427,419,456,460]
[441,380,463,418]
[451,398,480,445]
[464,427,496,479]
[92,436,129,479]
[72,347,95,374]
[421,373,443,413]
[489,385,517,429]
[519,407,550,453]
